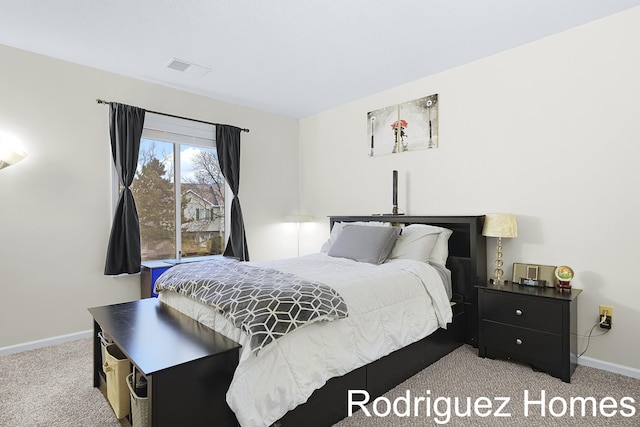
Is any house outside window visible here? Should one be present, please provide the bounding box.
[125,113,226,261]
[182,188,225,255]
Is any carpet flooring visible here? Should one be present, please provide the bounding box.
[0,338,119,427]
[335,344,640,426]
[1,338,638,426]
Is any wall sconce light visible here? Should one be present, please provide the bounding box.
[0,134,27,170]
[284,214,314,257]
[482,213,518,284]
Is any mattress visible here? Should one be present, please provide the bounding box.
[157,253,452,427]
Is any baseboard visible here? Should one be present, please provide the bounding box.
[0,330,92,356]
[579,356,640,380]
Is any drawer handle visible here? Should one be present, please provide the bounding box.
[515,309,523,316]
[516,338,523,345]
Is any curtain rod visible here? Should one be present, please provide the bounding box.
[96,99,250,133]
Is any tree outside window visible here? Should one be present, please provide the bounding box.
[130,116,224,262]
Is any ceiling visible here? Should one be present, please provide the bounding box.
[2,1,640,118]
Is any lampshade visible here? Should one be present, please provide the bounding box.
[283,214,314,223]
[0,139,27,170]
[482,213,518,238]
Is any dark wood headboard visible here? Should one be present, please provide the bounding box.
[329,215,487,345]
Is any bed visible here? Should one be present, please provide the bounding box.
[153,215,486,427]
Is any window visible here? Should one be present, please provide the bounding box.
[125,113,226,261]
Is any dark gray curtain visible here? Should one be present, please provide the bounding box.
[104,103,146,275]
[216,125,249,261]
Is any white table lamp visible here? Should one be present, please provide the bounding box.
[482,213,518,284]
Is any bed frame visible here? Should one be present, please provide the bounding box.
[273,215,487,427]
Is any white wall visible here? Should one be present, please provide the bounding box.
[0,44,299,348]
[299,8,640,371]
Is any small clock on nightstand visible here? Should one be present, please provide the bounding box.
[555,265,574,291]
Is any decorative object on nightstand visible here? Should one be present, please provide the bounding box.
[555,265,574,291]
[284,214,314,257]
[513,263,557,288]
[482,213,518,284]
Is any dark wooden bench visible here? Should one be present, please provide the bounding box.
[89,298,241,427]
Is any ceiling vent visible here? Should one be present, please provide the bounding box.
[166,58,212,77]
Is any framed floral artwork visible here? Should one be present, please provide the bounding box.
[367,94,438,157]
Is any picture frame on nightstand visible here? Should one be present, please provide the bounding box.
[526,265,538,280]
[513,262,556,288]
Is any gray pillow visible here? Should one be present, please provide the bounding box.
[328,225,399,265]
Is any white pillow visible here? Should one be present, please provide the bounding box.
[390,224,452,265]
[320,221,391,253]
[431,228,453,265]
[389,226,440,261]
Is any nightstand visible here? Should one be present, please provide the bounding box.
[140,255,222,298]
[477,282,581,382]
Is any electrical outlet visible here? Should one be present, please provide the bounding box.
[599,305,613,329]
[599,305,614,317]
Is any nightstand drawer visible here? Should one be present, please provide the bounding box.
[480,291,562,334]
[482,321,562,363]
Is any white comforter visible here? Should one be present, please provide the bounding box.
[158,253,452,427]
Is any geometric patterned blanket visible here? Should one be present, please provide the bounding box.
[154,258,349,355]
